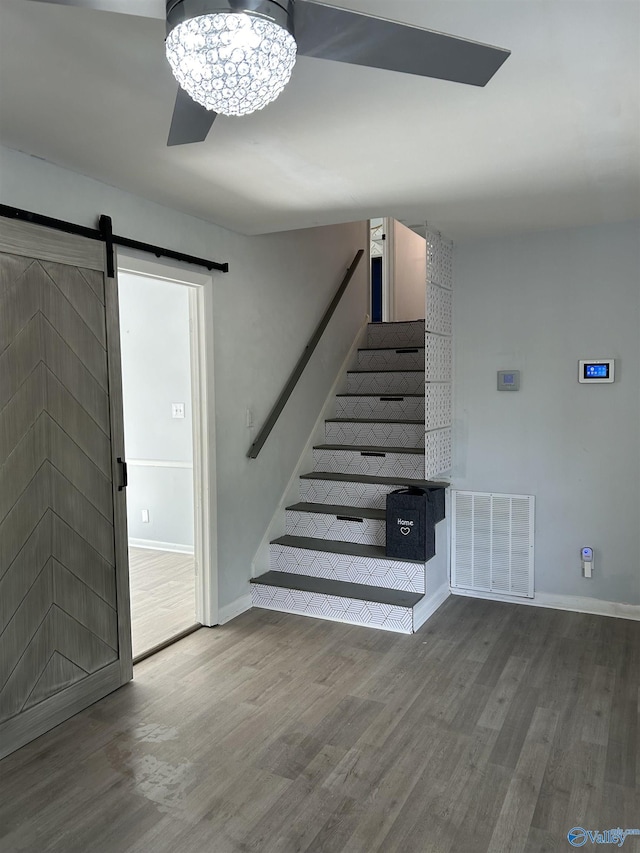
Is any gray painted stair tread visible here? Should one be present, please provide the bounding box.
[335,393,425,398]
[301,471,448,488]
[314,444,425,455]
[368,319,425,325]
[251,571,424,607]
[286,503,385,520]
[325,418,424,425]
[358,347,425,352]
[347,369,425,375]
[273,535,422,562]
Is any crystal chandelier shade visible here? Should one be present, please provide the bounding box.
[166,12,297,117]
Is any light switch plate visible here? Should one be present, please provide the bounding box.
[498,370,520,391]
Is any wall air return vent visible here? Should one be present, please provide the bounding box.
[451,491,534,598]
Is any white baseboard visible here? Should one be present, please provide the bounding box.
[413,582,451,631]
[218,593,253,625]
[451,587,640,622]
[129,538,194,555]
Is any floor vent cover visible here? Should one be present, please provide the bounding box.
[451,491,534,598]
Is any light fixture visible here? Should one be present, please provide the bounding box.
[165,1,297,117]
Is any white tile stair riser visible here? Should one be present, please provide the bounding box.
[335,396,425,420]
[357,350,425,371]
[285,510,385,547]
[270,545,424,592]
[325,421,425,449]
[347,372,425,395]
[251,584,414,634]
[301,478,424,510]
[367,322,425,349]
[313,448,424,479]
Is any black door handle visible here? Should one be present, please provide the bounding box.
[117,457,128,491]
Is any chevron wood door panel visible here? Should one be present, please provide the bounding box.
[0,218,131,758]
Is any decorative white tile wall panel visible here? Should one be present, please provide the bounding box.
[300,478,422,510]
[335,395,424,420]
[313,448,424,479]
[425,228,453,482]
[424,384,452,431]
[367,321,424,349]
[424,428,452,479]
[285,510,385,546]
[426,229,453,290]
[325,421,424,449]
[251,585,414,634]
[270,544,425,592]
[347,372,424,395]
[425,283,452,336]
[357,349,425,371]
[425,334,452,382]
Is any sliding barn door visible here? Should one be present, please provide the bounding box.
[0,217,132,758]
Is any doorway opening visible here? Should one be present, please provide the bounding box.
[117,253,217,660]
[370,218,389,322]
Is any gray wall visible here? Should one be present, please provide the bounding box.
[119,272,194,550]
[0,145,368,611]
[453,221,640,605]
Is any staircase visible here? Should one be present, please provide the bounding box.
[250,320,447,634]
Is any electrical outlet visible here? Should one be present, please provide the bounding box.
[172,402,185,419]
[581,546,593,578]
[141,509,150,523]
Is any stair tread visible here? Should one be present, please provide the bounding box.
[314,444,425,455]
[347,369,425,375]
[358,346,425,352]
[251,571,424,608]
[273,534,421,561]
[336,393,425,398]
[286,502,385,520]
[301,471,448,488]
[368,319,425,325]
[326,418,424,425]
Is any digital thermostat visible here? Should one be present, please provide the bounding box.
[497,370,520,391]
[578,359,615,383]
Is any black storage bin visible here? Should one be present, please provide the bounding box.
[429,487,446,524]
[386,487,436,562]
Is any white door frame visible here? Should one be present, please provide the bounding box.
[116,250,218,627]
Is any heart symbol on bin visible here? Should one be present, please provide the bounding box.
[400,527,411,536]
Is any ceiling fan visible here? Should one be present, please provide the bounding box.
[26,0,510,146]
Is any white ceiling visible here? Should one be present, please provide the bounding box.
[0,0,638,239]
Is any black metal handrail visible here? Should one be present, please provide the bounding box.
[247,248,365,459]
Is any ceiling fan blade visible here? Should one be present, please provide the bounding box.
[24,0,165,19]
[294,1,510,87]
[167,89,217,147]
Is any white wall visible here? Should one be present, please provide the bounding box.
[119,272,194,550]
[453,221,640,606]
[391,220,427,321]
[0,146,368,613]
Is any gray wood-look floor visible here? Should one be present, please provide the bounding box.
[128,546,196,658]
[1,596,639,853]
